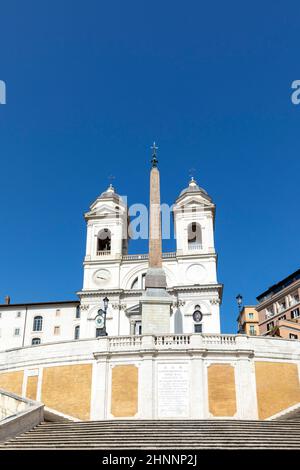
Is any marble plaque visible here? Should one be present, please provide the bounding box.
[157,363,190,418]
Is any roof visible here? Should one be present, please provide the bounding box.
[0,300,79,308]
[98,184,122,202]
[177,177,212,202]
[257,268,300,302]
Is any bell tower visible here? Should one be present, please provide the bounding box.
[173,177,216,258]
[82,184,128,292]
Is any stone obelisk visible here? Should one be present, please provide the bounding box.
[141,143,172,335]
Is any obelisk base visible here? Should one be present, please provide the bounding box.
[141,267,172,335]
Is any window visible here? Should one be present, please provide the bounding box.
[131,277,139,289]
[187,222,202,249]
[74,325,80,340]
[56,309,61,317]
[14,328,20,336]
[194,324,202,333]
[289,334,298,340]
[33,316,43,331]
[134,321,142,335]
[291,308,300,319]
[54,326,60,335]
[291,293,299,306]
[141,273,146,289]
[32,338,41,345]
[266,307,274,318]
[267,321,274,331]
[279,301,286,312]
[97,229,111,253]
[249,325,256,336]
[248,313,254,319]
[278,315,286,321]
[76,305,81,319]
[16,311,21,318]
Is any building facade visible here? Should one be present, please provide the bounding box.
[0,176,223,351]
[237,306,259,336]
[257,269,300,340]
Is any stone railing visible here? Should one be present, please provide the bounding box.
[188,244,202,251]
[95,334,246,354]
[155,335,191,347]
[96,250,111,257]
[201,334,237,346]
[122,252,176,261]
[0,389,44,443]
[108,335,143,351]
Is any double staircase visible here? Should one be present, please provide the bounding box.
[1,419,300,449]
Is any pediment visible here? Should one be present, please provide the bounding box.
[86,202,120,218]
[125,304,141,317]
[176,196,213,209]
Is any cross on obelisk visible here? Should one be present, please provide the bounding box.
[141,143,172,335]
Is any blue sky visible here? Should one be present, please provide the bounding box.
[0,1,299,333]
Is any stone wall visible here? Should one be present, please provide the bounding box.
[0,335,299,421]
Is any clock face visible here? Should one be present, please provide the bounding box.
[93,269,111,285]
[95,315,104,328]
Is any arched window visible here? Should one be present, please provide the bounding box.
[75,305,80,319]
[174,309,183,334]
[33,316,43,332]
[97,229,111,253]
[187,222,202,249]
[130,273,147,290]
[74,325,80,340]
[32,337,41,345]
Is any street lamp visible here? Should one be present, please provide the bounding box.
[103,296,109,312]
[236,293,243,312]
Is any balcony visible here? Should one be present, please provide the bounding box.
[96,251,111,257]
[188,244,202,251]
[122,252,176,261]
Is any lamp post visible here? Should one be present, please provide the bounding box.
[103,296,109,334]
[236,293,243,313]
[236,293,244,334]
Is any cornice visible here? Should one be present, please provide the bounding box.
[257,281,300,310]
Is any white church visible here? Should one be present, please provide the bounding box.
[0,148,299,429]
[0,163,222,351]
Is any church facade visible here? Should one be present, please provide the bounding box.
[0,151,299,424]
[0,171,222,350]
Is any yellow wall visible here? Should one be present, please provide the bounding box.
[42,364,92,420]
[208,364,237,417]
[26,375,38,401]
[111,365,138,417]
[0,370,24,396]
[255,361,300,419]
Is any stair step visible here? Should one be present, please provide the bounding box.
[2,419,300,449]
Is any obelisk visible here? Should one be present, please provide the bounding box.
[141,143,172,335]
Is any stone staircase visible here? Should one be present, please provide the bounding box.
[1,419,300,449]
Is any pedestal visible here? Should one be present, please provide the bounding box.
[140,289,172,335]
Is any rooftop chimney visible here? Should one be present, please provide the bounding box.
[5,295,10,305]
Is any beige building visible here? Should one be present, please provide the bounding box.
[237,306,259,336]
[257,269,300,340]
